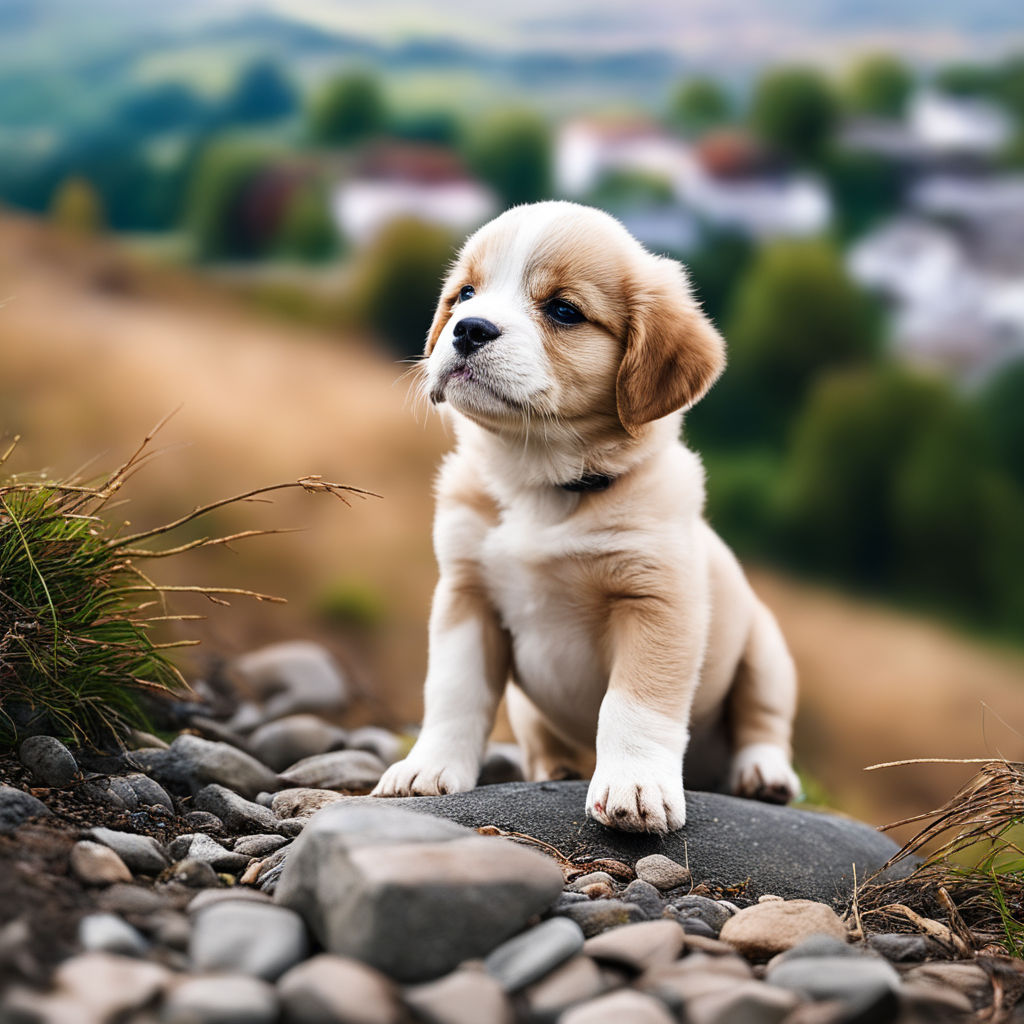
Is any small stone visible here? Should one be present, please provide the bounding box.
[405,964,513,1024]
[867,932,937,962]
[188,888,274,914]
[687,981,800,1024]
[271,787,347,819]
[276,817,306,837]
[522,955,607,1019]
[195,784,281,833]
[280,749,387,791]
[568,872,617,893]
[274,801,563,982]
[190,901,309,980]
[558,899,647,937]
[163,973,278,1024]
[170,858,221,888]
[121,772,174,812]
[87,826,169,874]
[670,895,733,936]
[19,735,78,787]
[229,640,350,724]
[903,962,992,1007]
[171,833,252,873]
[620,879,666,919]
[484,917,584,991]
[766,954,900,1003]
[637,953,754,1012]
[635,854,691,892]
[248,714,349,772]
[559,989,675,1024]
[184,810,225,833]
[679,917,718,940]
[278,954,402,1023]
[56,952,170,1019]
[78,913,149,956]
[769,934,857,965]
[719,899,848,958]
[70,840,133,885]
[0,784,51,833]
[347,725,406,765]
[557,891,590,907]
[125,728,169,750]
[233,834,290,858]
[583,919,685,972]
[99,883,172,916]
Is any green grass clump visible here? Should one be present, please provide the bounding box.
[0,423,370,747]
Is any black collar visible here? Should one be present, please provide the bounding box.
[558,472,615,493]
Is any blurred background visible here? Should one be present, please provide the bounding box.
[1,0,1023,836]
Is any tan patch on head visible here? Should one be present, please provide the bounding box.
[616,257,726,436]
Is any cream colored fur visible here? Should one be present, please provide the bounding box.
[373,201,800,833]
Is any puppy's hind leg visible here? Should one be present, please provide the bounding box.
[727,601,802,804]
[506,684,595,782]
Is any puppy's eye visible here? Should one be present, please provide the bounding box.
[545,298,585,326]
[458,285,475,302]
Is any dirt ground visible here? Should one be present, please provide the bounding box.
[1,211,1022,835]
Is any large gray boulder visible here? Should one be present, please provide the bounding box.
[371,781,909,907]
[274,802,565,982]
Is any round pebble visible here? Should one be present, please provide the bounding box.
[19,736,78,787]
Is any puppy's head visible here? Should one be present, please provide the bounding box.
[424,201,725,439]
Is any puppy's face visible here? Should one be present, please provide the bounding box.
[423,202,725,440]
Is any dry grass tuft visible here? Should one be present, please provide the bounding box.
[856,759,1024,958]
[0,413,373,747]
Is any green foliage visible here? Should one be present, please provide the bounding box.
[349,217,455,357]
[976,359,1024,493]
[668,77,733,136]
[310,72,387,145]
[750,67,839,163]
[589,168,674,209]
[222,59,298,125]
[934,63,996,99]
[721,238,878,445]
[699,449,784,556]
[468,108,552,208]
[184,141,274,261]
[844,54,913,118]
[822,150,905,241]
[50,176,104,235]
[275,182,338,262]
[316,577,387,628]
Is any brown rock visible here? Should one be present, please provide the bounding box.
[718,899,847,958]
[278,954,401,1024]
[559,989,675,1024]
[903,961,992,1008]
[522,956,607,1018]
[70,840,133,885]
[405,963,513,1024]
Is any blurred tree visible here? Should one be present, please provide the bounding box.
[976,359,1024,492]
[222,59,298,125]
[468,109,551,208]
[275,182,338,262]
[823,150,905,241]
[844,54,913,118]
[750,67,839,163]
[719,238,878,445]
[50,175,104,234]
[350,218,454,357]
[116,81,208,134]
[184,142,274,261]
[669,77,733,136]
[934,63,996,99]
[389,108,462,147]
[310,72,387,145]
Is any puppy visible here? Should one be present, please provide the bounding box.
[373,201,800,832]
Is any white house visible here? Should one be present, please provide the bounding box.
[909,90,1012,157]
[332,143,496,245]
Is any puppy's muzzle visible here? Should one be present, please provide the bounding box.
[452,317,501,357]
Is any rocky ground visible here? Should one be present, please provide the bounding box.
[1,641,1020,1023]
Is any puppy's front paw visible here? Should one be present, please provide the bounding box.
[730,743,802,804]
[586,767,686,834]
[372,753,477,798]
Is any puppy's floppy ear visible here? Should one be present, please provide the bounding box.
[424,284,454,357]
[616,256,726,437]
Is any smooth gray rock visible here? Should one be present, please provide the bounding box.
[169,857,221,887]
[868,932,938,962]
[347,726,405,766]
[635,854,691,892]
[98,883,172,916]
[87,826,169,874]
[522,955,606,1021]
[406,965,513,1024]
[120,772,174,812]
[131,734,280,800]
[0,785,50,833]
[274,802,564,982]
[233,834,290,858]
[766,954,901,1002]
[557,899,646,937]
[78,913,149,956]
[485,918,585,992]
[620,879,665,919]
[583,919,685,972]
[248,714,349,772]
[686,981,799,1024]
[163,974,278,1024]
[184,810,225,833]
[229,641,350,725]
[190,901,309,980]
[280,749,386,791]
[670,895,733,936]
[169,833,252,873]
[194,784,280,834]
[374,781,908,906]
[277,954,402,1024]
[19,735,78,787]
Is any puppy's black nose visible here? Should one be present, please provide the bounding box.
[452,317,501,357]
